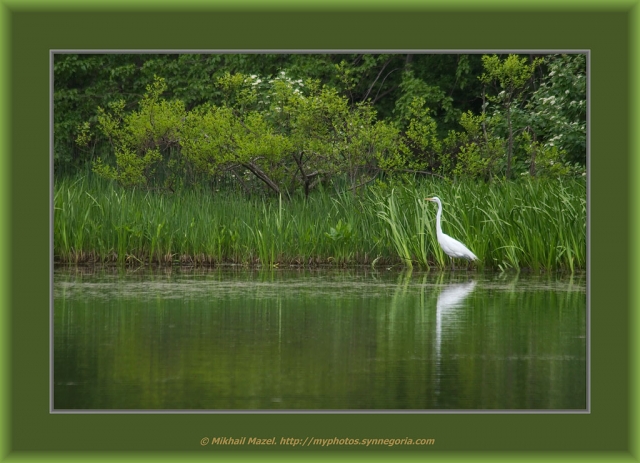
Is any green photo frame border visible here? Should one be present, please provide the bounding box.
[1,1,638,461]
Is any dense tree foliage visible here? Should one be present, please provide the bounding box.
[57,53,587,195]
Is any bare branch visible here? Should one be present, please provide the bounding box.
[362,58,392,102]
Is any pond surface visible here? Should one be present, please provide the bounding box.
[53,267,587,411]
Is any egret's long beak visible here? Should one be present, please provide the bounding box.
[424,197,434,202]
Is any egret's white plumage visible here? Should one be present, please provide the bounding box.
[425,196,477,269]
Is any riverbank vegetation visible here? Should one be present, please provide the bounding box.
[54,175,585,271]
[54,53,586,271]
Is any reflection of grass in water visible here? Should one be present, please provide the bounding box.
[54,175,585,271]
[54,267,586,302]
[54,269,586,409]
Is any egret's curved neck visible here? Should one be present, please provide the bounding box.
[435,200,443,237]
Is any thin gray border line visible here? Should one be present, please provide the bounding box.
[50,49,590,415]
[50,50,55,416]
[50,49,590,54]
[585,50,591,417]
[52,409,589,414]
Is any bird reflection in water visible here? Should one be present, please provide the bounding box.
[434,280,477,404]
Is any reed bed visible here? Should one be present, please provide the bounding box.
[54,175,586,272]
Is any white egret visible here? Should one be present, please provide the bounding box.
[425,197,477,270]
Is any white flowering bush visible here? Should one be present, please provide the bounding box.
[469,54,586,179]
[526,54,586,165]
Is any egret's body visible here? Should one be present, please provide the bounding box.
[425,196,477,269]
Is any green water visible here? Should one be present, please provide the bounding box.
[53,267,586,410]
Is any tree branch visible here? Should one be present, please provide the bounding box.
[362,58,392,102]
[241,160,282,196]
[371,76,400,105]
